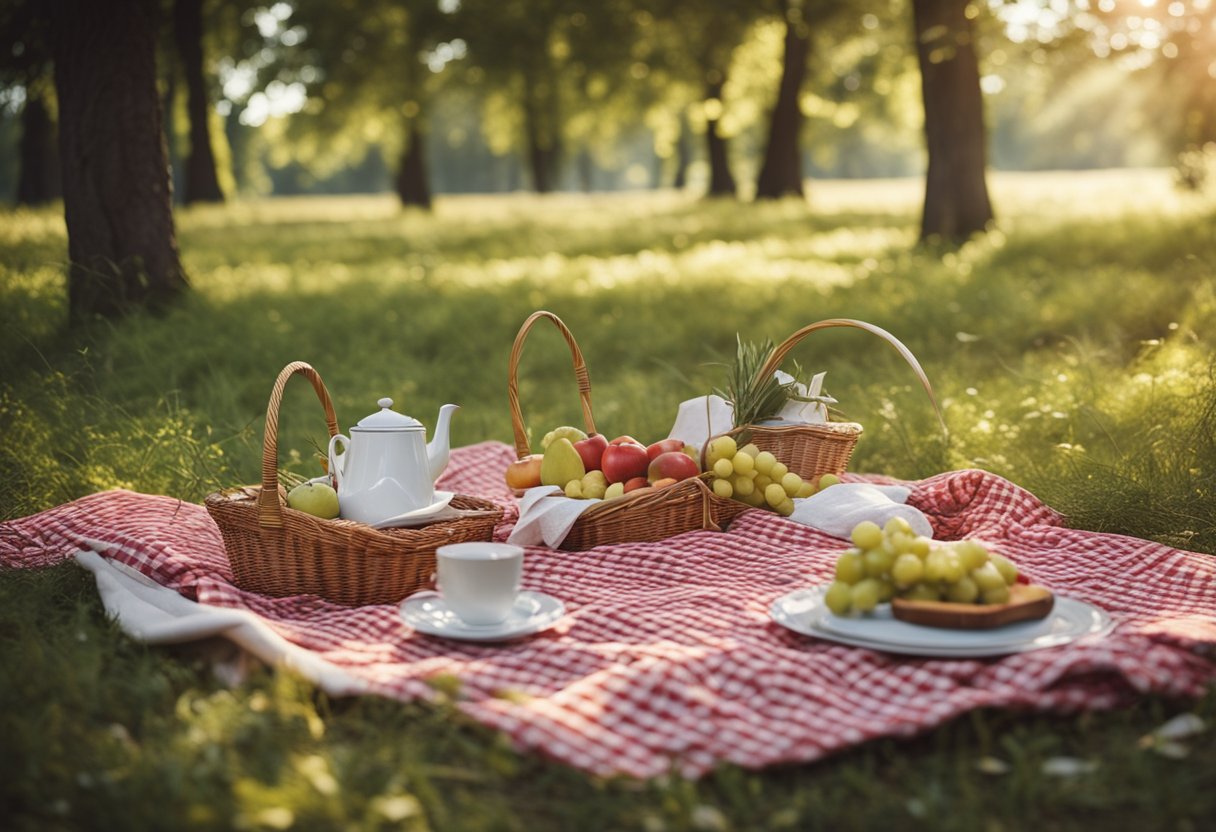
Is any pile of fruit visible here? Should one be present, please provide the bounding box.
[824,518,1020,616]
[505,425,842,512]
[702,434,839,516]
[505,426,702,500]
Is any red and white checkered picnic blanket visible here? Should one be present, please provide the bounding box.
[3,441,1214,778]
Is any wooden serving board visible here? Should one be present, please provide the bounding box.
[891,584,1055,630]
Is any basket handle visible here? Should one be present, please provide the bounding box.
[756,318,946,434]
[507,310,597,459]
[256,361,341,528]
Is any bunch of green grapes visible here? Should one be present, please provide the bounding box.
[823,518,1020,616]
[704,435,840,516]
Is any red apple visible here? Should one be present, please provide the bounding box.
[652,477,678,489]
[609,435,644,446]
[573,433,609,472]
[602,442,649,484]
[647,450,700,484]
[645,438,685,461]
[623,476,650,493]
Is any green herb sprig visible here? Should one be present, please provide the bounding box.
[715,336,808,429]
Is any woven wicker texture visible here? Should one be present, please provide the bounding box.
[205,362,501,606]
[508,311,746,550]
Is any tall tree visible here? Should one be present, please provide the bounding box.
[14,84,61,206]
[1,0,60,205]
[51,0,186,319]
[642,0,760,199]
[521,54,560,193]
[703,73,736,196]
[559,3,652,193]
[288,0,446,207]
[459,0,568,193]
[171,0,224,203]
[396,122,432,209]
[911,0,993,242]
[755,0,810,200]
[672,112,691,189]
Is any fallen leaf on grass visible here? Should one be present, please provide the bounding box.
[1138,713,1207,758]
[975,756,1010,775]
[1041,756,1098,777]
[691,804,728,832]
[1142,713,1207,743]
[1147,741,1191,760]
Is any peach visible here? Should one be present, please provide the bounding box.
[646,450,700,484]
[504,454,544,490]
[645,438,685,461]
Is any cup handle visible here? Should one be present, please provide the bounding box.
[327,433,349,488]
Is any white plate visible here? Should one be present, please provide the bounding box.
[400,590,566,642]
[770,586,1113,658]
[369,491,456,529]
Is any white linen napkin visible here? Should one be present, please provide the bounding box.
[507,485,598,548]
[666,371,834,448]
[666,394,733,450]
[789,483,933,541]
[772,369,831,424]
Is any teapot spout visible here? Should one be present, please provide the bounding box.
[427,404,460,482]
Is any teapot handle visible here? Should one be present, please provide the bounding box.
[327,434,350,488]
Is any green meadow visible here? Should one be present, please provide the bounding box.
[2,170,1215,829]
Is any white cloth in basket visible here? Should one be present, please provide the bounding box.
[510,481,932,549]
[508,486,596,548]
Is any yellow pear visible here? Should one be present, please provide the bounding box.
[540,437,585,487]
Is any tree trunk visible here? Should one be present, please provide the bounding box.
[522,76,556,194]
[912,0,993,242]
[673,112,691,190]
[163,54,182,202]
[173,0,224,203]
[16,88,61,206]
[577,149,593,192]
[704,78,736,198]
[755,9,809,200]
[51,0,187,320]
[395,121,432,209]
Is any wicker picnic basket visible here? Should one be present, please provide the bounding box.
[205,361,502,606]
[727,318,942,482]
[508,311,748,550]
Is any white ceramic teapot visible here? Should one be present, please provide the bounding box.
[327,398,459,526]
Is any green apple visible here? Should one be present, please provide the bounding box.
[287,481,340,519]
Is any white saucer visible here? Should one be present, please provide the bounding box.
[369,491,456,529]
[400,590,566,642]
[770,585,1113,658]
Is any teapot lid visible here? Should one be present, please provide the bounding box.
[352,398,424,432]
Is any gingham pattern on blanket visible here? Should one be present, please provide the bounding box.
[2,440,1214,778]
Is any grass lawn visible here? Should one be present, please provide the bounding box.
[2,170,1215,830]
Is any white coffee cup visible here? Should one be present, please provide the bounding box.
[436,542,524,626]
